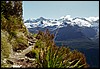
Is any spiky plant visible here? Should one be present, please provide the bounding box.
[32,29,89,68]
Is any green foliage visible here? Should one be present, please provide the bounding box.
[1,30,12,58]
[1,1,29,68]
[1,0,29,53]
[32,33,38,38]
[32,29,89,68]
[1,1,22,20]
[1,1,26,34]
[16,36,28,47]
[8,31,17,40]
[1,15,27,33]
[10,34,28,52]
[13,1,23,19]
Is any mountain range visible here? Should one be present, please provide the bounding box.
[24,15,99,67]
[24,15,99,41]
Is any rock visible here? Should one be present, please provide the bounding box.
[12,65,22,68]
[3,59,7,63]
[17,50,22,53]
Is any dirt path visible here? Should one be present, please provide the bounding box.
[20,43,35,56]
[8,37,37,68]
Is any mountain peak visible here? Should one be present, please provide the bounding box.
[24,15,99,30]
[85,16,99,22]
[39,16,45,19]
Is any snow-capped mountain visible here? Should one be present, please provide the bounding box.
[24,15,99,29]
[24,15,99,41]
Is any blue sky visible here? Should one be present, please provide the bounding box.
[23,1,99,20]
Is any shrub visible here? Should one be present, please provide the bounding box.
[32,29,89,68]
[10,35,28,52]
[32,33,38,38]
[1,30,12,58]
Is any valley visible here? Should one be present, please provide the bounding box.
[55,40,99,68]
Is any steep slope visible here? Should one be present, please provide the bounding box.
[54,25,90,41]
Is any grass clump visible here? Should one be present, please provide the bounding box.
[1,30,13,68]
[31,29,89,68]
[1,30,12,58]
[10,34,28,52]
